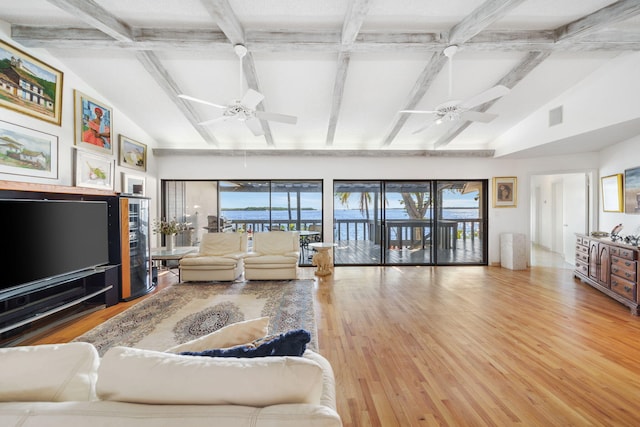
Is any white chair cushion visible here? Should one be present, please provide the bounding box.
[165,316,269,353]
[253,232,299,255]
[0,342,99,402]
[199,232,246,256]
[97,347,324,407]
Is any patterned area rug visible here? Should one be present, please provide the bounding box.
[73,280,316,356]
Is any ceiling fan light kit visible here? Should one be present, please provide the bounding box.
[401,44,510,134]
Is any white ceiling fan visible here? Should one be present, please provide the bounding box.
[401,45,510,134]
[178,44,297,137]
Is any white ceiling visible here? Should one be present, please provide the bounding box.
[2,0,640,157]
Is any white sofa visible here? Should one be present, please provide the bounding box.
[179,232,248,281]
[244,231,300,280]
[0,318,341,427]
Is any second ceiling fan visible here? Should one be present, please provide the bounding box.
[402,45,510,134]
[179,44,297,137]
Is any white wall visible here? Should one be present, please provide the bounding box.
[599,135,640,237]
[493,52,640,157]
[0,22,159,221]
[155,151,601,264]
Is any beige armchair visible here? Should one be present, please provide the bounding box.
[244,231,300,280]
[179,232,247,282]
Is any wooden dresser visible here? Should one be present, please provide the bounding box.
[574,234,639,315]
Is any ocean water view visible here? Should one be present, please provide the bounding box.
[220,208,481,240]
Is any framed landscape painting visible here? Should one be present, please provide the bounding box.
[0,120,58,179]
[625,166,640,214]
[118,135,147,171]
[74,90,112,155]
[74,149,114,190]
[493,176,517,208]
[0,40,63,125]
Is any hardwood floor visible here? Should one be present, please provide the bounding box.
[26,263,640,426]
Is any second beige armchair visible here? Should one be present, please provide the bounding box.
[244,231,300,280]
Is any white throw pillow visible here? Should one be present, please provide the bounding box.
[97,346,324,407]
[165,316,270,353]
[0,342,99,402]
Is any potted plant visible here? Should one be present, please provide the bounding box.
[152,218,189,251]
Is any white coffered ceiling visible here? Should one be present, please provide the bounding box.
[2,0,640,157]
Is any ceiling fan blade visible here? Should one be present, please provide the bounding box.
[241,89,265,109]
[178,94,226,109]
[460,111,498,123]
[198,116,230,126]
[400,109,438,114]
[245,118,265,136]
[459,85,510,109]
[255,110,298,124]
[412,119,438,134]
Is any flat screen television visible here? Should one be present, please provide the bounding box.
[0,199,110,293]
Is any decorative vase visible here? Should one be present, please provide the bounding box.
[166,234,176,251]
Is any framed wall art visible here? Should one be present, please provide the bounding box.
[0,120,58,179]
[493,176,517,208]
[0,40,63,125]
[118,135,147,171]
[624,166,640,214]
[122,172,145,196]
[74,90,112,154]
[74,149,114,190]
[601,174,623,213]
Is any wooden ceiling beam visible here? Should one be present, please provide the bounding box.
[326,0,372,146]
[12,25,640,52]
[556,0,640,43]
[136,51,219,146]
[448,0,528,45]
[200,0,275,147]
[45,0,133,42]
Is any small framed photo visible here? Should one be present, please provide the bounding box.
[493,176,517,208]
[0,40,63,125]
[624,166,640,214]
[118,135,147,171]
[0,120,58,179]
[601,174,623,213]
[74,149,114,190]
[122,172,145,195]
[74,90,112,155]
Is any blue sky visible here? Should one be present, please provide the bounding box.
[221,189,478,210]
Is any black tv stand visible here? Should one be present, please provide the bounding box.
[0,265,119,344]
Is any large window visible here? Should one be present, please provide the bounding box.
[162,180,322,265]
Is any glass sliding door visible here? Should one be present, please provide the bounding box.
[334,181,383,265]
[334,179,488,266]
[383,181,433,265]
[434,180,487,264]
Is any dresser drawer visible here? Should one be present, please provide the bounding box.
[609,246,638,261]
[575,260,588,276]
[576,244,589,255]
[575,251,589,263]
[611,255,637,274]
[610,275,637,301]
[611,263,637,282]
